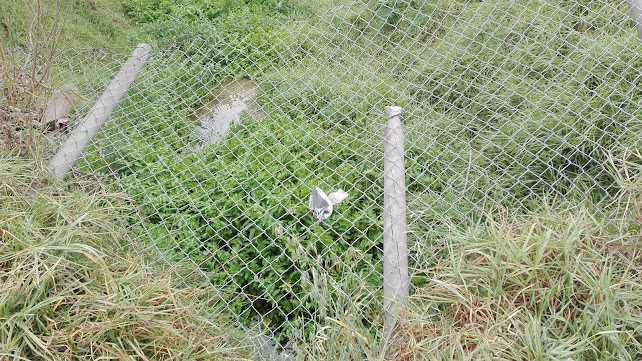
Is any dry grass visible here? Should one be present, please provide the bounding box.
[383,151,642,360]
[0,152,249,360]
[393,204,642,360]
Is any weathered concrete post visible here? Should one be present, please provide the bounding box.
[383,105,409,339]
[628,0,642,39]
[48,43,153,179]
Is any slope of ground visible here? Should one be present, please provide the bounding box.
[1,0,136,50]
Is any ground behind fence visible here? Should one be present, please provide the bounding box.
[11,0,642,358]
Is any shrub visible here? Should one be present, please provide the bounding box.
[111,65,402,337]
[124,0,293,24]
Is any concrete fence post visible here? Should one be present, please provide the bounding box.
[383,105,409,339]
[48,43,153,179]
[628,0,642,39]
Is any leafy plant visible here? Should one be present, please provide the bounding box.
[109,65,398,337]
[124,0,295,24]
[80,0,642,347]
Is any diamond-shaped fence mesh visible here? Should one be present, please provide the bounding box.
[29,0,642,358]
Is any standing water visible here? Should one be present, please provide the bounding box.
[192,78,259,146]
[193,80,290,359]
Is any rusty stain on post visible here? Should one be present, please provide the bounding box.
[48,43,153,179]
[383,105,409,339]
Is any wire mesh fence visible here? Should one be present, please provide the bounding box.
[14,0,642,358]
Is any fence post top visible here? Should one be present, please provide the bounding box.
[134,43,153,56]
[385,106,404,118]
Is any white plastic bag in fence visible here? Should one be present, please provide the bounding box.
[309,186,348,224]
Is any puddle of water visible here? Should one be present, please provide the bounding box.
[192,78,259,146]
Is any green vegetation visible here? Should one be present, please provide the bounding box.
[75,0,642,343]
[81,2,393,336]
[397,178,642,359]
[1,150,640,360]
[0,0,137,151]
[0,0,135,50]
[124,0,291,23]
[1,0,637,357]
[0,151,248,360]
[118,74,390,333]
[403,0,642,223]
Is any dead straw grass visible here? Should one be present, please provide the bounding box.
[390,152,642,361]
[0,151,249,360]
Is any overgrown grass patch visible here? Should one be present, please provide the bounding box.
[0,152,248,360]
[75,0,642,346]
[1,0,135,50]
[394,205,642,360]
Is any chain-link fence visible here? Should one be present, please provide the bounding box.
[36,0,642,358]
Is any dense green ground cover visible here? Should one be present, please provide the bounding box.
[78,0,642,344]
